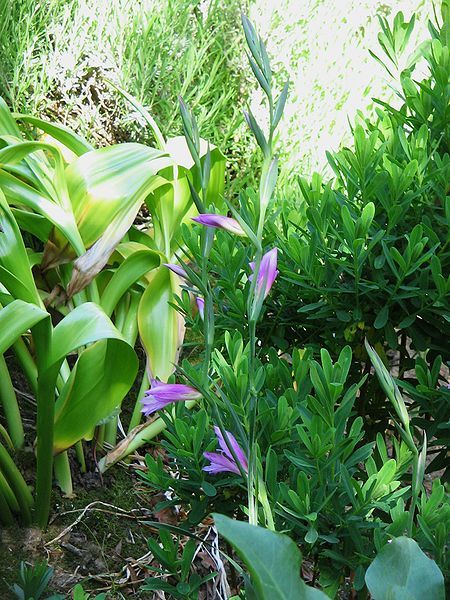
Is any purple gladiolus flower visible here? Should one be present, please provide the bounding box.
[196,296,205,320]
[249,247,279,299]
[141,381,202,416]
[164,263,188,280]
[203,426,248,475]
[192,214,246,236]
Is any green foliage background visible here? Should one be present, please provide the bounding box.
[0,0,433,189]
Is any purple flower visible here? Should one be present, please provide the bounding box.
[141,381,202,416]
[249,247,279,299]
[203,426,248,475]
[196,296,205,320]
[192,214,246,236]
[163,263,188,280]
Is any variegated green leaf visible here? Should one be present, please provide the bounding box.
[53,338,138,453]
[138,266,185,381]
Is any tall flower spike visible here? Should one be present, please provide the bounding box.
[141,381,202,416]
[249,247,278,300]
[203,426,248,475]
[192,214,246,236]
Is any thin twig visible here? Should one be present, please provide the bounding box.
[45,501,137,546]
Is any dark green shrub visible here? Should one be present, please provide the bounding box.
[269,9,449,366]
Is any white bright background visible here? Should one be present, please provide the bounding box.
[249,0,433,184]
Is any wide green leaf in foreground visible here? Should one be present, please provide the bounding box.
[365,537,445,600]
[213,514,328,599]
[0,191,42,305]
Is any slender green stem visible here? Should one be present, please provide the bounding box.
[97,424,105,448]
[0,354,24,448]
[247,319,259,526]
[0,424,14,450]
[200,230,215,380]
[408,449,419,537]
[99,399,198,472]
[0,483,14,525]
[104,416,118,447]
[54,451,73,497]
[35,364,58,528]
[32,314,57,528]
[75,440,86,473]
[0,469,20,513]
[0,441,33,525]
[13,338,38,395]
[128,371,149,432]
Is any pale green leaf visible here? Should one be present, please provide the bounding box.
[214,514,328,600]
[365,537,444,600]
[53,339,138,452]
[138,267,185,381]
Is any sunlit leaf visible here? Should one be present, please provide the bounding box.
[138,266,185,381]
[53,338,138,452]
[0,191,41,305]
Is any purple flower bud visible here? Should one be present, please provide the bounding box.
[196,296,205,320]
[141,381,202,416]
[163,263,189,280]
[203,426,248,475]
[249,247,279,299]
[192,214,246,236]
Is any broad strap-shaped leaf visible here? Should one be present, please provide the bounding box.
[11,208,52,242]
[34,302,137,526]
[0,169,84,261]
[53,339,138,452]
[0,135,80,218]
[0,300,48,354]
[365,537,445,599]
[100,247,161,317]
[47,302,130,368]
[65,143,171,249]
[56,143,172,292]
[29,302,138,453]
[0,190,42,304]
[66,178,163,296]
[0,170,80,241]
[13,113,94,157]
[138,266,185,381]
[0,97,21,137]
[214,514,328,600]
[146,136,226,252]
[0,100,81,228]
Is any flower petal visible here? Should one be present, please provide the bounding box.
[192,214,246,236]
[196,296,205,320]
[257,247,278,298]
[203,452,241,474]
[163,263,188,279]
[213,426,248,472]
[141,382,201,416]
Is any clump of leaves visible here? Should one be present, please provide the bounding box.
[142,530,216,599]
[9,561,62,600]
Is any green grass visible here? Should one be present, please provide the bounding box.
[248,0,434,189]
[0,0,435,193]
[0,0,258,192]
